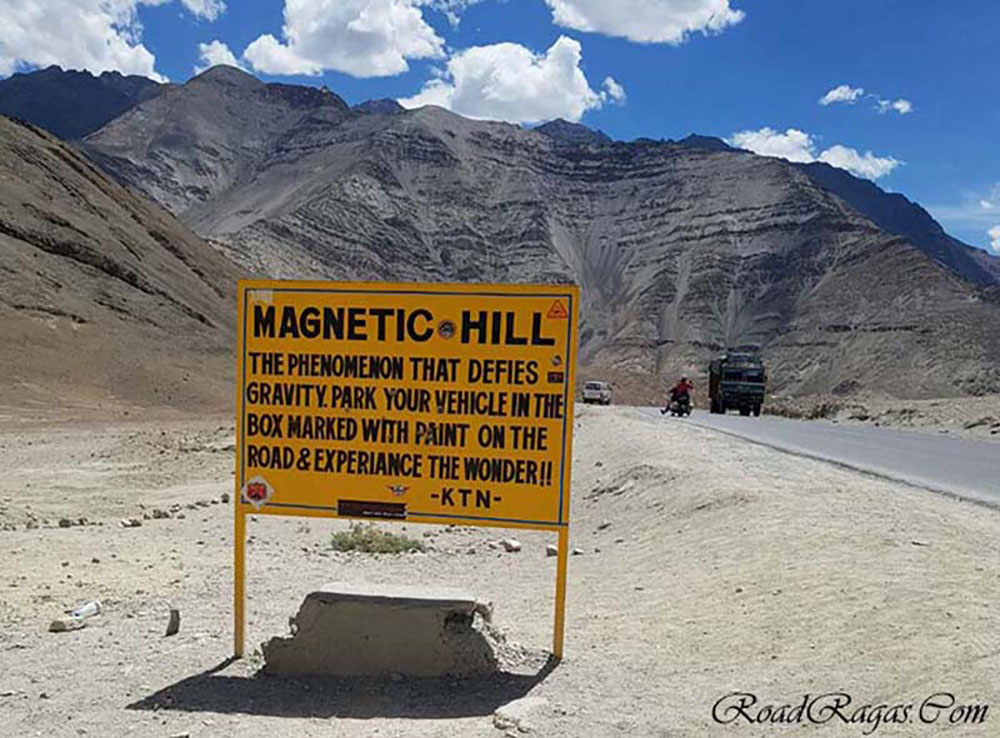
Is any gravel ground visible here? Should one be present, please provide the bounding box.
[1,405,998,737]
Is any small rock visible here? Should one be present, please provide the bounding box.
[0,689,18,697]
[58,518,73,529]
[165,608,181,637]
[49,616,86,633]
[220,492,230,503]
[91,558,100,564]
[597,522,611,530]
[545,544,558,557]
[571,548,584,556]
[501,539,522,553]
[168,733,191,738]
[151,509,170,520]
[594,461,603,467]
[120,518,142,528]
[493,696,548,733]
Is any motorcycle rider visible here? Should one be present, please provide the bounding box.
[661,376,695,414]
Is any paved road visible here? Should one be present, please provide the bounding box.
[639,407,1000,506]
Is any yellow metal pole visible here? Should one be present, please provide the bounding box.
[553,526,569,660]
[234,505,246,658]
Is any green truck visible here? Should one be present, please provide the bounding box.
[708,353,767,416]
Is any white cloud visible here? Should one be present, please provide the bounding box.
[0,0,168,81]
[980,200,994,210]
[877,97,912,115]
[989,225,1000,254]
[727,127,816,163]
[817,144,901,180]
[399,36,614,125]
[543,0,744,44]
[180,0,225,20]
[727,127,902,180]
[0,0,228,81]
[194,40,244,74]
[819,84,864,106]
[819,83,913,115]
[243,0,444,78]
[603,76,626,103]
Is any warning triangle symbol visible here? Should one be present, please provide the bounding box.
[547,300,569,319]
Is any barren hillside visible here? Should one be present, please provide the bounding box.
[0,116,241,418]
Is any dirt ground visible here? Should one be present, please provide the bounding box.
[1,405,998,737]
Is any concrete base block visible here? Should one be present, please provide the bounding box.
[261,582,499,678]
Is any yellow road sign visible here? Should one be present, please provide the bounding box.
[233,280,579,659]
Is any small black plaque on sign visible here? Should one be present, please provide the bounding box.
[547,371,565,384]
[338,499,407,519]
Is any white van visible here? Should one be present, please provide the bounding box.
[582,380,612,405]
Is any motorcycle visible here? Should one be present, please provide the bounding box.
[661,394,692,417]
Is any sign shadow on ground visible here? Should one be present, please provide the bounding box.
[126,655,559,720]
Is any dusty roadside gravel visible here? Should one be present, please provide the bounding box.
[1,405,998,737]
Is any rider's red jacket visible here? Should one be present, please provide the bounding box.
[671,380,694,396]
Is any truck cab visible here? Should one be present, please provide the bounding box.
[709,353,766,416]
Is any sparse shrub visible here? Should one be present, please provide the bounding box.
[329,522,425,554]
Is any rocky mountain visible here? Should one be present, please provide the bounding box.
[353,98,405,115]
[82,65,349,216]
[0,66,163,140]
[0,115,241,416]
[536,118,612,146]
[80,67,1000,400]
[796,161,997,286]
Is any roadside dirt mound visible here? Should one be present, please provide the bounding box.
[766,392,1000,441]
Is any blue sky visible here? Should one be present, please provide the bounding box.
[2,0,998,251]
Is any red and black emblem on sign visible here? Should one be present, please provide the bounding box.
[241,476,274,510]
[547,371,565,384]
[388,484,408,497]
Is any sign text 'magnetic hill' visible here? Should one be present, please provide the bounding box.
[236,281,579,529]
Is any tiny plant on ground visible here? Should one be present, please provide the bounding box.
[330,522,425,554]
